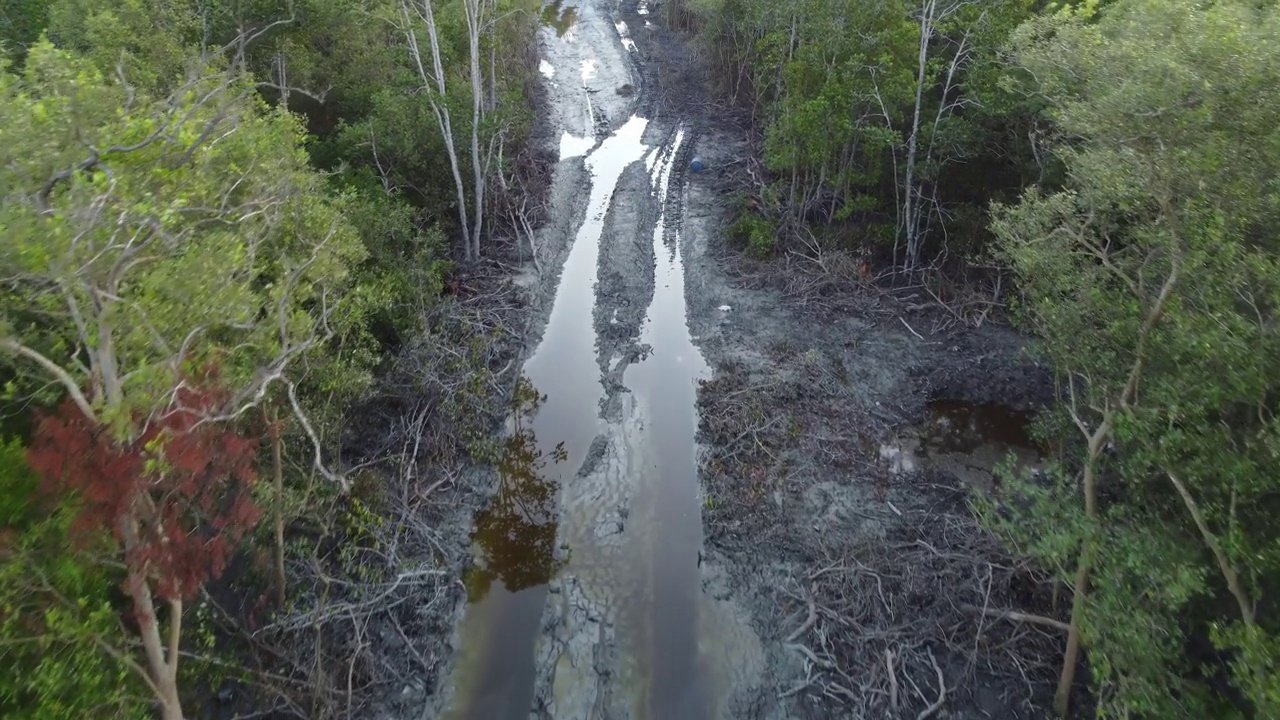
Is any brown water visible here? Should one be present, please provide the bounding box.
[880,400,1042,485]
[920,400,1038,454]
[455,385,563,719]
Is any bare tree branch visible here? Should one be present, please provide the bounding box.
[0,338,97,420]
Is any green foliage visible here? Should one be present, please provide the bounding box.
[688,0,1040,263]
[1216,624,1280,719]
[0,41,370,432]
[0,439,149,720]
[989,0,1280,715]
[0,0,49,62]
[0,40,381,717]
[1,0,542,713]
[40,0,539,257]
[45,0,196,91]
[727,206,778,258]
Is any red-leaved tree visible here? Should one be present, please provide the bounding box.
[27,377,261,720]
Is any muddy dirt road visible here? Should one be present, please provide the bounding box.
[422,1,1061,719]
[429,2,762,718]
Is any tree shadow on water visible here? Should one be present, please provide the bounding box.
[465,377,568,602]
[540,0,578,38]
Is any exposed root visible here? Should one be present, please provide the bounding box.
[203,484,464,719]
[803,508,1058,717]
[785,593,817,644]
[916,648,946,720]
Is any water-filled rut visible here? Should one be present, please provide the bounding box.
[626,127,710,719]
[442,114,652,720]
[435,2,761,718]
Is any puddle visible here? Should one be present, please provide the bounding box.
[540,0,578,38]
[620,127,718,718]
[880,401,1043,488]
[449,383,566,720]
[920,400,1037,455]
[578,59,598,130]
[524,114,648,448]
[558,132,595,160]
[615,20,638,52]
[444,115,651,720]
[465,381,567,602]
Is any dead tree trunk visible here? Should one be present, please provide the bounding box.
[902,0,935,271]
[901,0,977,271]
[400,0,474,260]
[464,0,487,260]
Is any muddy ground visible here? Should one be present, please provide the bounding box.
[389,0,1069,719]
[681,153,1065,717]
[642,10,1065,720]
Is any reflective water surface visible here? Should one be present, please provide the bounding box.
[540,0,579,38]
[445,115,652,720]
[621,127,715,719]
[880,400,1044,486]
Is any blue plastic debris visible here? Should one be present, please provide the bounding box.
[691,157,704,173]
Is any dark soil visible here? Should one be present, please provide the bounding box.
[629,3,1067,717]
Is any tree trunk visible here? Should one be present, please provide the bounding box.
[401,0,473,259]
[1053,253,1179,716]
[97,313,124,408]
[122,515,185,720]
[488,42,497,115]
[271,407,286,606]
[1167,470,1255,626]
[1055,422,1108,716]
[1055,545,1091,716]
[902,0,934,271]
[465,0,486,260]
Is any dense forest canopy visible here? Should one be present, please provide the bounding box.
[1,0,540,716]
[1,0,1277,717]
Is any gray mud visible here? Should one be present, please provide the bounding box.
[677,123,1060,720]
[420,0,1062,719]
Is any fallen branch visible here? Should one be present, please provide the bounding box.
[887,648,899,714]
[961,604,1071,633]
[899,317,926,341]
[916,648,946,720]
[786,642,831,669]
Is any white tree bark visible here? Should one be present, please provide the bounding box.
[902,0,935,271]
[901,0,976,271]
[121,507,184,720]
[464,0,487,260]
[400,0,474,260]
